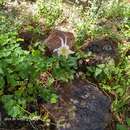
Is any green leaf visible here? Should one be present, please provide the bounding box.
[9,106,22,117]
[94,68,102,77]
[50,94,58,104]
[116,88,124,96]
[0,67,4,75]
[7,74,18,86]
[126,117,130,126]
[1,95,25,117]
[116,124,128,130]
[0,76,5,89]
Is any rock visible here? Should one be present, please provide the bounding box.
[40,79,111,130]
[82,38,118,57]
[44,30,75,53]
[79,37,118,67]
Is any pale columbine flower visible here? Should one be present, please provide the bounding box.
[53,36,74,58]
[75,0,80,4]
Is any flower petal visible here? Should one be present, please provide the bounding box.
[69,50,75,54]
[53,48,58,52]
[59,37,64,47]
[64,36,68,46]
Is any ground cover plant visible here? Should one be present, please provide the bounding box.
[0,9,77,117]
[0,0,130,130]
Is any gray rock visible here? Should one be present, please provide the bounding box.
[79,38,118,68]
[41,80,112,130]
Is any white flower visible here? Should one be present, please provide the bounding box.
[53,36,74,58]
[75,0,80,4]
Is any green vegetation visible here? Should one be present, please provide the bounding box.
[0,11,77,118]
[37,0,62,28]
[86,44,130,113]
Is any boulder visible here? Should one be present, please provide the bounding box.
[82,38,118,57]
[79,37,118,67]
[40,79,112,130]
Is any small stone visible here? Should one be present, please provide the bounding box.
[70,99,79,104]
